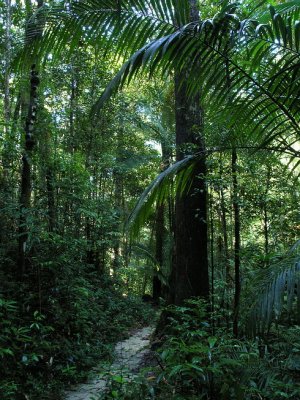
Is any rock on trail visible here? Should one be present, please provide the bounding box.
[64,326,154,400]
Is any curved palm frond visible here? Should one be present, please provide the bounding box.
[127,154,200,237]
[242,241,300,336]
[130,243,168,285]
[131,243,158,267]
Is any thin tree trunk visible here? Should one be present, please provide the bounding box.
[232,149,241,337]
[153,141,172,302]
[210,185,215,333]
[69,65,82,237]
[4,0,11,129]
[113,172,122,271]
[46,168,56,232]
[263,167,271,265]
[39,125,57,233]
[112,124,124,272]
[218,161,231,322]
[69,75,76,153]
[18,65,40,275]
[18,0,44,275]
[153,203,164,302]
[0,0,12,246]
[263,205,269,258]
[219,170,230,282]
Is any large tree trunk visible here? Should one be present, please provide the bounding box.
[168,0,209,305]
[172,76,209,304]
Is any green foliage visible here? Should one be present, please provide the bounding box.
[2,1,300,399]
[0,291,153,399]
[242,241,300,336]
[111,299,300,400]
[98,373,156,400]
[19,0,300,159]
[81,1,300,158]
[128,155,199,237]
[0,231,155,399]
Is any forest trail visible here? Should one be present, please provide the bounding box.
[64,326,154,400]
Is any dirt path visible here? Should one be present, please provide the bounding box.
[64,326,153,400]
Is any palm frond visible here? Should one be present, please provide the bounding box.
[130,244,168,284]
[16,1,300,161]
[89,5,300,153]
[242,241,300,336]
[16,1,300,153]
[127,154,200,237]
[15,0,182,69]
[131,243,158,267]
[258,2,300,23]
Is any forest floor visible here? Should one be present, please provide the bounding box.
[64,326,154,400]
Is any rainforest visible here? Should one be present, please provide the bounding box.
[1,0,300,399]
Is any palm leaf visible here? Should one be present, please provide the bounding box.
[15,0,178,68]
[88,6,300,155]
[131,243,158,267]
[242,241,300,336]
[15,1,300,167]
[258,2,300,23]
[127,154,200,237]
[16,1,300,158]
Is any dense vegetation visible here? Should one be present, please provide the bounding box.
[1,0,300,399]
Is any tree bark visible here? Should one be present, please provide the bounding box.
[232,149,241,337]
[172,81,209,304]
[18,1,44,275]
[153,203,164,302]
[46,167,56,232]
[153,140,172,302]
[263,167,271,265]
[4,0,11,128]
[219,162,230,283]
[169,0,209,305]
[18,65,40,275]
[0,0,12,246]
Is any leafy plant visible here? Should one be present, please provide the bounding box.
[242,241,300,336]
[148,299,300,399]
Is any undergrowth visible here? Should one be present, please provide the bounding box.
[0,235,155,400]
[101,299,300,400]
